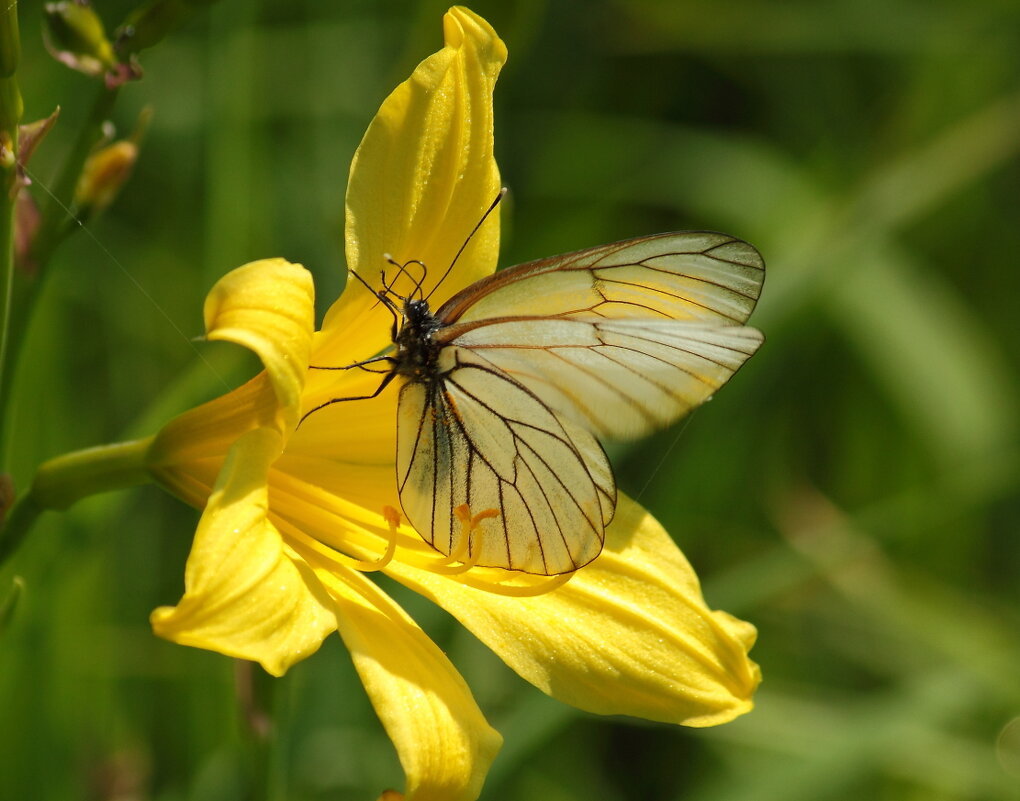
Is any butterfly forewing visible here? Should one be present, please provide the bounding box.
[435,232,764,326]
[396,346,613,574]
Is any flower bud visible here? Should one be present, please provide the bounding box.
[73,107,149,219]
[73,138,138,218]
[43,1,117,77]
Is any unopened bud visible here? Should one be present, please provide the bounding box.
[74,138,138,217]
[73,106,149,218]
[116,0,189,55]
[43,1,117,77]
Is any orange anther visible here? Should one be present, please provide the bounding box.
[382,505,402,527]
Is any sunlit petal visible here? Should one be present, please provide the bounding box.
[149,258,315,498]
[317,6,506,368]
[203,257,315,430]
[300,553,501,801]
[388,495,760,726]
[151,427,337,676]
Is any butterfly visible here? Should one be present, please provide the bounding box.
[306,198,764,575]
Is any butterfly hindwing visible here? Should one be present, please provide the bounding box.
[396,348,613,574]
[439,317,763,440]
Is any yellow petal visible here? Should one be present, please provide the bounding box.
[388,495,760,726]
[288,362,397,469]
[203,257,315,431]
[296,548,501,801]
[148,258,315,499]
[317,6,506,367]
[151,427,337,676]
[148,377,277,500]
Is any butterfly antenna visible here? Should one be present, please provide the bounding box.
[407,260,428,300]
[380,254,400,294]
[348,265,383,298]
[425,187,507,302]
[347,265,401,331]
[383,256,429,301]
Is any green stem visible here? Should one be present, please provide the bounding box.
[0,437,153,564]
[30,84,119,266]
[235,659,277,801]
[0,1,21,465]
[0,491,38,565]
[0,141,15,456]
[0,2,20,78]
[0,85,119,451]
[32,437,153,510]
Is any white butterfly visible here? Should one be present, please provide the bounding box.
[309,217,764,575]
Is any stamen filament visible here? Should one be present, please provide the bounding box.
[275,514,396,576]
[428,505,497,575]
[348,505,400,572]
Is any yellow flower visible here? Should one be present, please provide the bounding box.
[144,7,760,799]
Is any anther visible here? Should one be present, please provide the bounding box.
[429,504,498,574]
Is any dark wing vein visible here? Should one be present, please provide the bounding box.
[446,368,607,545]
[435,232,764,326]
[398,351,611,575]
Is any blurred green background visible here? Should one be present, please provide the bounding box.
[2,0,1019,799]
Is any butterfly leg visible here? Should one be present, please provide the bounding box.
[297,367,399,427]
[309,354,394,372]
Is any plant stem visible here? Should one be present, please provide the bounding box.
[0,151,16,457]
[0,437,153,565]
[30,84,119,267]
[235,659,277,801]
[32,437,153,510]
[0,491,37,565]
[0,1,21,465]
[0,85,119,455]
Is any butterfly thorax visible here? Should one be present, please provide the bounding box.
[393,298,445,382]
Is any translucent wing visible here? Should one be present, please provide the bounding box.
[434,231,764,326]
[438,317,763,440]
[393,230,764,574]
[396,347,615,575]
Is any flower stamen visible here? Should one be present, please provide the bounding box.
[348,505,401,572]
[429,504,498,575]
